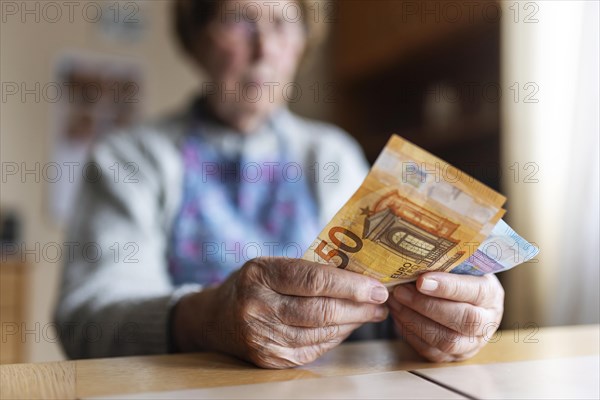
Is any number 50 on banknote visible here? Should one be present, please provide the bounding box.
[303,135,539,287]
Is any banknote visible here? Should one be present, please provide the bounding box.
[451,219,539,276]
[303,134,525,286]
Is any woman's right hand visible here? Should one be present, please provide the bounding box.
[172,257,389,368]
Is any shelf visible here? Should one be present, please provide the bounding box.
[333,0,500,82]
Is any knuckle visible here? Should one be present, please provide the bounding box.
[318,298,339,325]
[242,324,262,346]
[242,330,298,369]
[323,324,343,343]
[239,259,266,285]
[274,297,295,324]
[474,279,492,304]
[235,291,275,325]
[247,347,284,369]
[273,258,297,288]
[445,281,463,300]
[236,298,260,324]
[420,298,440,317]
[460,307,484,332]
[435,330,463,354]
[250,343,318,369]
[243,329,266,358]
[292,346,321,366]
[427,351,451,363]
[304,266,331,295]
[419,346,450,363]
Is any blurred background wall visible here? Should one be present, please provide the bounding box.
[1,0,200,362]
[1,0,598,363]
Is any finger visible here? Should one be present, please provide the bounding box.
[294,324,359,362]
[415,272,504,307]
[278,296,388,327]
[264,323,361,348]
[257,257,389,304]
[290,321,361,366]
[248,324,360,368]
[392,284,500,336]
[394,319,481,363]
[392,316,454,363]
[388,297,483,357]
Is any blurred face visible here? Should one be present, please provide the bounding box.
[194,0,307,132]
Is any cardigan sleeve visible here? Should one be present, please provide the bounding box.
[53,126,201,359]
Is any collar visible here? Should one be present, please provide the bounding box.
[185,95,291,162]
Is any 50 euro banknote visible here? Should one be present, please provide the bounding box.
[303,135,538,286]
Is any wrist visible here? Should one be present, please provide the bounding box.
[171,287,219,353]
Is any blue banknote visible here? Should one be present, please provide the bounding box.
[451,219,539,276]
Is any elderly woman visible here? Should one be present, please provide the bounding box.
[54,0,504,368]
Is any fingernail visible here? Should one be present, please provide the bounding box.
[370,286,388,302]
[420,278,439,292]
[394,286,413,303]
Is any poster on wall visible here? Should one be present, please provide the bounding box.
[48,52,144,225]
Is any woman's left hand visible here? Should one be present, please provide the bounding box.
[387,272,504,363]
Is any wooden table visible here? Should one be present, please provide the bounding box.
[1,325,598,399]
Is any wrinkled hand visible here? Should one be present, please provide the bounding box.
[173,257,389,369]
[387,272,504,363]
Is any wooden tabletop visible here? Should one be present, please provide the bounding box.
[1,325,598,399]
